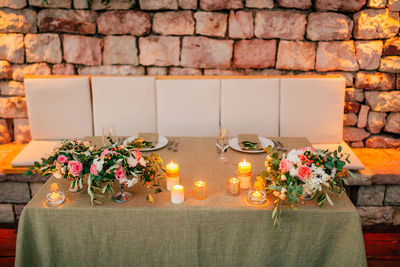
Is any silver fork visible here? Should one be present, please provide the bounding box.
[173,141,179,152]
[277,140,287,152]
[273,140,281,151]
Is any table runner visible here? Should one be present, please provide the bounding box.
[16,137,367,267]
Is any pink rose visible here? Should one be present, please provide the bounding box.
[279,159,293,173]
[101,149,111,158]
[297,165,311,182]
[114,166,127,184]
[57,155,69,164]
[304,146,317,153]
[90,164,98,176]
[67,160,83,177]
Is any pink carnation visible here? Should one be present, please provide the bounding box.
[90,164,98,176]
[57,155,68,164]
[114,166,127,184]
[133,150,142,161]
[279,159,293,173]
[67,160,83,177]
[297,165,311,182]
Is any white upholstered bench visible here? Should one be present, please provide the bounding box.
[11,75,364,170]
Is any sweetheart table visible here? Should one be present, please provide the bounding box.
[15,137,367,267]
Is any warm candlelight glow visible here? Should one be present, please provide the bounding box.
[171,184,184,204]
[49,192,62,201]
[238,159,251,173]
[251,191,263,200]
[166,161,180,191]
[50,183,59,191]
[46,183,65,206]
[238,160,251,189]
[228,177,240,196]
[193,181,207,200]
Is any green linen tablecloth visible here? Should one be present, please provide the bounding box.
[15,137,367,267]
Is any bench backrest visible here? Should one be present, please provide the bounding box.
[24,75,345,143]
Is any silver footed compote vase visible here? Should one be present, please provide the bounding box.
[112,183,133,203]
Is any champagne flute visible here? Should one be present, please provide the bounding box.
[217,127,229,161]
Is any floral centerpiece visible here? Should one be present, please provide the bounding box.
[88,144,165,205]
[260,146,353,228]
[25,139,96,192]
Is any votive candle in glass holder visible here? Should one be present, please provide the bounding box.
[238,159,251,189]
[247,187,266,205]
[171,184,184,204]
[193,181,207,200]
[228,177,240,196]
[166,161,179,191]
[46,183,65,206]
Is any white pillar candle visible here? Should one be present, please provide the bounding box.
[171,185,184,204]
[238,159,251,189]
[166,161,179,191]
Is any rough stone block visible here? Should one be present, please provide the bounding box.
[234,39,276,69]
[200,0,243,10]
[246,0,274,8]
[147,67,167,76]
[0,0,26,9]
[365,135,400,148]
[355,72,395,90]
[97,11,150,36]
[29,182,44,197]
[0,8,36,33]
[351,141,365,148]
[345,87,364,102]
[139,36,180,66]
[63,35,102,66]
[73,0,132,10]
[204,69,243,76]
[315,0,367,12]
[24,34,62,64]
[367,111,387,134]
[383,37,400,55]
[181,36,233,69]
[179,0,197,9]
[139,0,178,10]
[365,91,400,112]
[228,11,253,39]
[388,0,400,11]
[385,185,400,205]
[343,127,370,142]
[195,12,227,38]
[29,0,71,7]
[0,181,30,203]
[38,9,97,34]
[52,64,75,75]
[316,41,359,71]
[344,113,358,126]
[380,56,400,73]
[0,33,23,63]
[358,105,370,128]
[0,96,26,118]
[0,204,14,223]
[276,41,315,71]
[384,112,400,134]
[355,41,383,70]
[255,11,307,40]
[345,102,361,113]
[12,63,51,81]
[357,185,385,206]
[13,118,30,143]
[367,0,387,8]
[13,203,24,221]
[103,36,137,65]
[154,11,194,35]
[357,206,394,225]
[0,60,11,79]
[0,118,11,143]
[168,67,201,75]
[354,9,400,39]
[277,0,311,9]
[306,12,353,41]
[78,66,145,76]
[0,81,22,96]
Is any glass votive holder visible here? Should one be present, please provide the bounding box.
[247,187,266,205]
[46,183,65,206]
[193,181,207,200]
[228,177,240,196]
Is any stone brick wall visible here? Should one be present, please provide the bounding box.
[0,0,399,146]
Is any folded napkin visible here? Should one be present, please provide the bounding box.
[238,134,262,150]
[138,132,159,147]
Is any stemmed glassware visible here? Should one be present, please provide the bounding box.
[216,126,229,161]
[102,125,119,146]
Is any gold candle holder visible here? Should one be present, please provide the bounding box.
[228,177,240,196]
[193,181,207,200]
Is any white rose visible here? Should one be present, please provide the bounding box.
[127,156,138,168]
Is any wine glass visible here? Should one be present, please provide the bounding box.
[102,125,119,146]
[217,127,229,161]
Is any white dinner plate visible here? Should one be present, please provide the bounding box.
[123,135,168,151]
[229,136,274,154]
